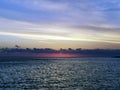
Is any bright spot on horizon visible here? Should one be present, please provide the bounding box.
[36,53,81,58]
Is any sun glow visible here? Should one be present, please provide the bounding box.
[36,53,81,58]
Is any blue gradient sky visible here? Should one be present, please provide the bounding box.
[0,0,120,49]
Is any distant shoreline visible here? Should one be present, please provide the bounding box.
[113,56,120,58]
[0,48,120,58]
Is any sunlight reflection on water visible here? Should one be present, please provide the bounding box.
[0,57,120,90]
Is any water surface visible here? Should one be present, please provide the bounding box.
[0,57,120,90]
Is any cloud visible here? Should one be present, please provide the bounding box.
[8,0,69,11]
[1,0,120,26]
[0,18,120,44]
[0,0,120,49]
[0,0,105,24]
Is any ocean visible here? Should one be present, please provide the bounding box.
[0,57,120,90]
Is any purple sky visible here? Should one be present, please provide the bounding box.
[0,0,120,49]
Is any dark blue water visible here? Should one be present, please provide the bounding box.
[0,57,120,90]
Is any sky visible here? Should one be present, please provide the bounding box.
[0,0,120,49]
